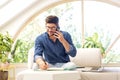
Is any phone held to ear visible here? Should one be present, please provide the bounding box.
[54,32,58,37]
[53,28,59,37]
[56,27,60,31]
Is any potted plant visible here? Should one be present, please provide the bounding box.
[0,32,13,67]
[82,33,105,57]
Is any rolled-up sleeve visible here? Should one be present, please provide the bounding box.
[34,36,43,62]
[66,45,76,57]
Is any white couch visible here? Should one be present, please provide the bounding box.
[17,48,120,80]
[71,48,120,80]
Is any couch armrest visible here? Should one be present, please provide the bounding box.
[27,48,34,69]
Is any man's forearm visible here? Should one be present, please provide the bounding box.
[61,38,70,53]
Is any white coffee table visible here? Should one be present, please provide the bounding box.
[16,69,80,80]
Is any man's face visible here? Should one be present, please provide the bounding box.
[46,23,57,36]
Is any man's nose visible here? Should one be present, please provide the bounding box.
[48,29,52,31]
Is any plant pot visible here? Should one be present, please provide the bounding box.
[0,62,9,80]
[0,71,8,80]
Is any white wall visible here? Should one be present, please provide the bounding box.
[0,0,62,38]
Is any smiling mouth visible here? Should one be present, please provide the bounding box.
[48,32,54,37]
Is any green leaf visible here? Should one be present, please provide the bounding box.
[82,32,105,56]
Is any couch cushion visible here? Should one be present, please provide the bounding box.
[16,69,81,80]
[70,48,102,67]
[80,72,117,80]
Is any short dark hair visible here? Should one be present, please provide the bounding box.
[45,15,59,26]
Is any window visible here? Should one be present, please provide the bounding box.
[17,1,120,65]
[84,1,120,63]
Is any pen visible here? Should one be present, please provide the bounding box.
[43,59,47,65]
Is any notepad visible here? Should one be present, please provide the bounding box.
[36,68,64,71]
[47,68,64,71]
[35,62,77,71]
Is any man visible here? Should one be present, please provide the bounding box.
[34,15,77,70]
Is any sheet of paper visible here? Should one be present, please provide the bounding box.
[36,68,64,71]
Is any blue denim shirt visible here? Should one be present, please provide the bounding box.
[34,31,76,64]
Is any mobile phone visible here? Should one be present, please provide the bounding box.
[56,27,60,31]
[53,28,59,37]
[57,26,60,31]
[53,27,60,37]
[53,32,58,37]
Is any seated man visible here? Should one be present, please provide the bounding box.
[33,15,77,70]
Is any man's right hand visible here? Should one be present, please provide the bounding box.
[36,58,48,70]
[38,60,48,70]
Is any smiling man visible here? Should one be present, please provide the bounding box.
[34,15,77,70]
